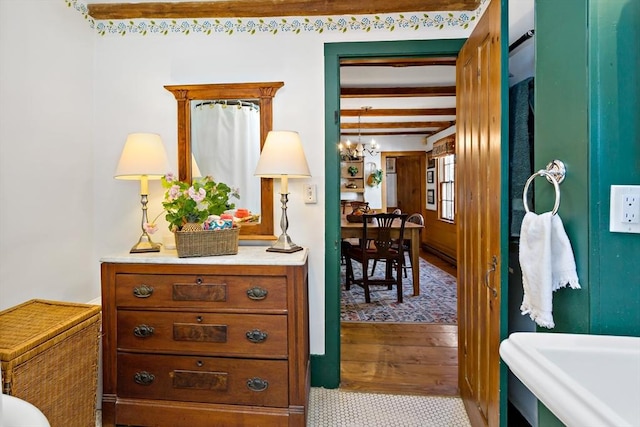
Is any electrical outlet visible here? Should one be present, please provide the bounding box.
[303,184,317,204]
[610,185,640,233]
[622,194,639,224]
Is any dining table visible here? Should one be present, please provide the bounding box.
[341,216,424,296]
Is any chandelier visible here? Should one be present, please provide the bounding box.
[338,106,380,159]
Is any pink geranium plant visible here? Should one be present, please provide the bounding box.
[146,173,239,232]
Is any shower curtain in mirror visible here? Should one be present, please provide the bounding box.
[191,101,261,215]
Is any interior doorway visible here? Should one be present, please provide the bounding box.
[340,146,458,394]
[320,39,467,390]
[382,151,426,215]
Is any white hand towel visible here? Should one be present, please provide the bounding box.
[519,212,580,328]
[550,214,581,291]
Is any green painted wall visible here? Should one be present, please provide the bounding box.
[535,0,590,334]
[587,0,640,336]
[536,0,639,425]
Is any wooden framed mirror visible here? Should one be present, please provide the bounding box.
[165,82,284,240]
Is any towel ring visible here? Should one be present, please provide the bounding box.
[523,171,561,215]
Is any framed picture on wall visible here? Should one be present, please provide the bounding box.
[427,155,436,169]
[427,189,435,205]
[386,157,396,174]
[427,170,434,183]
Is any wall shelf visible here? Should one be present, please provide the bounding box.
[340,158,365,195]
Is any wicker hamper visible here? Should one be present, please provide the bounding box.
[0,299,101,427]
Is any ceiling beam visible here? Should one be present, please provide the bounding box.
[340,57,457,67]
[341,130,437,137]
[340,108,456,117]
[87,0,481,20]
[341,86,456,98]
[341,121,454,129]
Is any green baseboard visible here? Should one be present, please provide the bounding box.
[310,354,340,388]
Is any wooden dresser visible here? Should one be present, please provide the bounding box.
[100,247,309,427]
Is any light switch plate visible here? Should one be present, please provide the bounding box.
[303,184,317,204]
[610,185,640,233]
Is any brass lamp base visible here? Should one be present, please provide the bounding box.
[266,192,304,254]
[130,194,161,253]
[130,233,161,253]
[266,232,303,253]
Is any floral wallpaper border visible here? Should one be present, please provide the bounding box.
[67,0,487,37]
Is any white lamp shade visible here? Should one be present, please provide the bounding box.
[254,131,311,178]
[114,133,170,180]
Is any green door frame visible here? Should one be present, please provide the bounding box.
[313,38,467,389]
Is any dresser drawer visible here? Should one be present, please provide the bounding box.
[117,353,289,407]
[115,274,287,310]
[117,311,288,357]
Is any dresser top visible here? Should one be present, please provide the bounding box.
[101,246,308,266]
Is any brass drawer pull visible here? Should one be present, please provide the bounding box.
[246,377,268,392]
[134,371,155,386]
[246,329,268,343]
[246,287,268,300]
[133,284,154,298]
[133,324,155,338]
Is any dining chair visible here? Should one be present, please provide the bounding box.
[343,213,408,303]
[401,213,424,276]
[340,200,371,264]
[370,212,424,278]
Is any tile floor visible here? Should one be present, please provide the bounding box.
[308,388,471,426]
[96,388,471,426]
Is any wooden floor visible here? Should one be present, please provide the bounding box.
[340,250,459,396]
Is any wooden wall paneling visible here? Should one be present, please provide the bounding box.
[422,210,457,262]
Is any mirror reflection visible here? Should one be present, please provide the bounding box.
[165,82,284,240]
[191,99,261,215]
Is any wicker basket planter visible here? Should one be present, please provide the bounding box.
[174,227,240,257]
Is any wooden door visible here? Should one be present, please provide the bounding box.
[396,153,425,215]
[456,0,503,426]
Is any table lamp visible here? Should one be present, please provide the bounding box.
[254,130,311,253]
[115,133,170,253]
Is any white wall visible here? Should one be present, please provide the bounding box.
[0,1,479,354]
[508,0,535,87]
[91,15,475,355]
[0,0,95,309]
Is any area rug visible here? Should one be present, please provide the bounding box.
[340,258,457,323]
